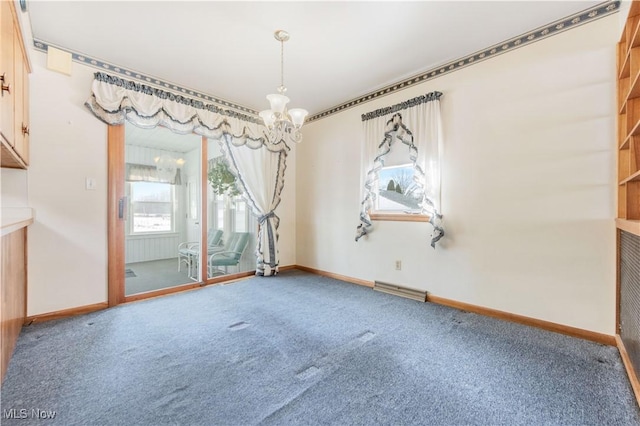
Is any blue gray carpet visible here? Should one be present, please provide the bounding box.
[2,270,639,425]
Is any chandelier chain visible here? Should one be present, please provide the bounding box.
[280,39,285,91]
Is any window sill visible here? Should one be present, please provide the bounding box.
[369,212,430,222]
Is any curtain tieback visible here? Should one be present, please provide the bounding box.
[258,211,276,224]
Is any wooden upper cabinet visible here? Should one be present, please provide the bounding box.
[13,30,28,165]
[20,51,28,164]
[0,0,30,169]
[0,0,15,148]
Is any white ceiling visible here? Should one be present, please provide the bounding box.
[28,1,605,116]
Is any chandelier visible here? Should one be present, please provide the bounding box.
[155,154,184,182]
[260,30,308,144]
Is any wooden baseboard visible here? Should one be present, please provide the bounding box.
[294,265,374,288]
[25,302,109,325]
[206,270,255,285]
[279,265,297,272]
[295,265,615,346]
[25,267,616,348]
[427,295,616,346]
[25,268,293,322]
[124,271,257,303]
[616,335,640,407]
[123,282,203,303]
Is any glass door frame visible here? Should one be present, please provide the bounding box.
[107,126,255,306]
[107,125,209,305]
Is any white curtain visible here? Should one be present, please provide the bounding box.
[356,92,444,248]
[219,134,287,276]
[86,71,289,276]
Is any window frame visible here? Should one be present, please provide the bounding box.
[127,181,176,235]
[370,163,430,222]
[210,194,250,233]
[369,211,430,222]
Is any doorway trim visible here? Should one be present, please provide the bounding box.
[108,125,207,304]
[107,124,125,306]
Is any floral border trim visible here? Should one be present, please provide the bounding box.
[308,0,619,123]
[32,39,259,116]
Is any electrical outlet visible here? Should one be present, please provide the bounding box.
[395,260,402,270]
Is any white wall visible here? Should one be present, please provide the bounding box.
[1,168,28,207]
[620,0,632,32]
[27,50,108,315]
[296,15,618,335]
[277,144,296,267]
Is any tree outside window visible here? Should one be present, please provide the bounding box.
[376,164,423,213]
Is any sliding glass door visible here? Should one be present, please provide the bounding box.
[123,123,202,296]
[108,126,261,303]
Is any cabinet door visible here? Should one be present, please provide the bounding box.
[21,57,28,165]
[0,1,15,147]
[13,32,26,163]
[1,228,27,382]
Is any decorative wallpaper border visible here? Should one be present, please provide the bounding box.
[32,39,259,116]
[33,1,618,123]
[307,0,619,123]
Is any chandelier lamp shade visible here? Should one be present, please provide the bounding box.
[260,30,308,144]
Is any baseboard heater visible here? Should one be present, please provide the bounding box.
[620,231,640,381]
[373,281,427,302]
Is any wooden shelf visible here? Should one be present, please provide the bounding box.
[624,119,640,143]
[620,169,640,185]
[620,54,631,80]
[619,10,640,217]
[620,78,629,114]
[628,72,640,101]
[617,218,640,237]
[631,2,640,19]
[629,17,640,52]
[620,135,630,150]
[616,2,640,402]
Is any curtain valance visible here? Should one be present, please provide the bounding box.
[360,92,443,122]
[84,72,284,148]
[125,163,182,185]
